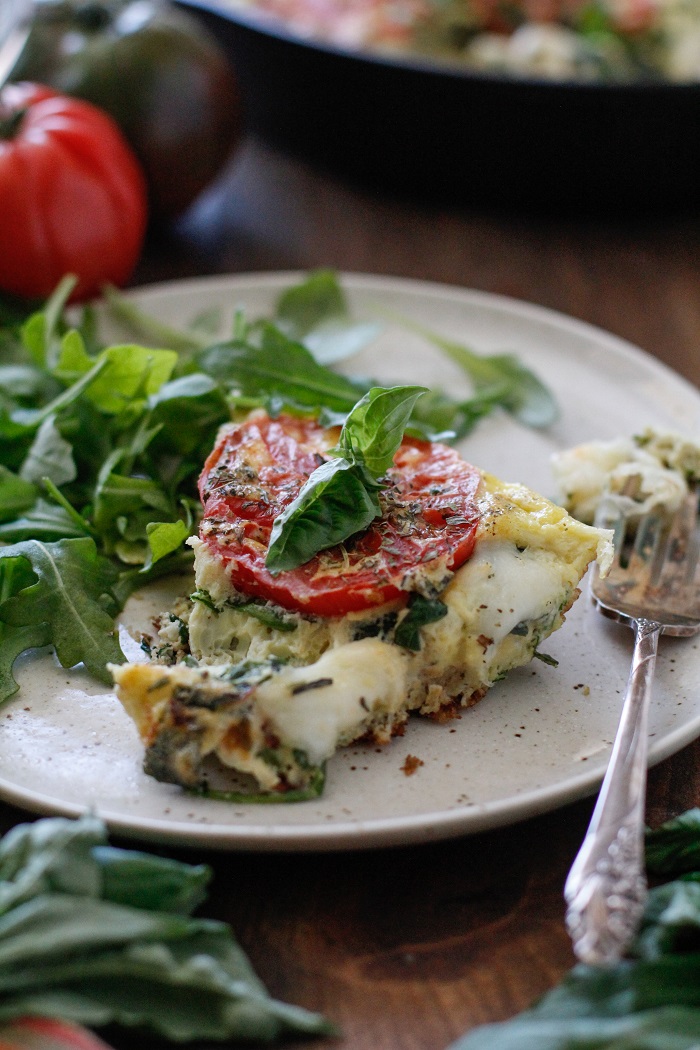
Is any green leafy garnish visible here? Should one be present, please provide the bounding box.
[0,814,333,1042]
[449,807,700,1050]
[0,270,557,702]
[0,538,124,684]
[275,267,382,363]
[266,385,427,573]
[645,808,700,876]
[394,595,449,651]
[407,323,559,430]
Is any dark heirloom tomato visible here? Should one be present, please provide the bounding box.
[199,412,482,617]
[0,82,147,302]
[10,0,243,219]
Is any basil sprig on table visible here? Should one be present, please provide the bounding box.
[0,814,332,1043]
[266,385,427,574]
[449,807,700,1050]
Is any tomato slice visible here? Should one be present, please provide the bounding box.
[198,412,481,617]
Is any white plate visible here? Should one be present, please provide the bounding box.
[2,272,700,852]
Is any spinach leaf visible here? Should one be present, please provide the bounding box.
[449,807,700,1050]
[394,595,449,651]
[0,814,332,1042]
[266,385,426,573]
[645,809,700,876]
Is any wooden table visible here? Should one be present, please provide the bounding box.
[3,134,700,1050]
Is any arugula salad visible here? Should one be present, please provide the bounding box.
[0,270,557,706]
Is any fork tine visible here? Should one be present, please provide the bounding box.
[663,489,700,590]
[627,509,671,586]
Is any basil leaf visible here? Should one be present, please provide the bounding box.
[394,595,448,651]
[266,457,381,575]
[339,385,428,474]
[266,385,426,573]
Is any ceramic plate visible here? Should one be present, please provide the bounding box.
[2,272,700,852]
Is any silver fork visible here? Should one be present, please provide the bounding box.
[564,486,700,964]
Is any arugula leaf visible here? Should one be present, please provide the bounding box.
[276,269,347,336]
[144,518,191,570]
[54,337,178,416]
[0,500,90,543]
[101,283,208,353]
[0,468,36,522]
[92,465,179,563]
[0,271,557,697]
[0,623,52,702]
[0,814,333,1042]
[0,558,52,702]
[197,323,367,416]
[409,324,559,429]
[19,417,76,487]
[266,385,426,573]
[0,539,124,684]
[147,373,229,456]
[20,276,76,371]
[275,269,381,364]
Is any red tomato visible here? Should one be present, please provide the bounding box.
[0,82,147,302]
[199,412,481,617]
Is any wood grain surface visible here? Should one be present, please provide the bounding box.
[3,133,700,1050]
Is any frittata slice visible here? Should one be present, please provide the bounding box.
[112,412,612,797]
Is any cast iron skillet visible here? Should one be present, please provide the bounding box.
[178,0,700,214]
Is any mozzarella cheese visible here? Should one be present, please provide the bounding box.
[552,428,700,524]
[112,468,612,797]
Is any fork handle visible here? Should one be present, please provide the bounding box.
[564,617,661,964]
